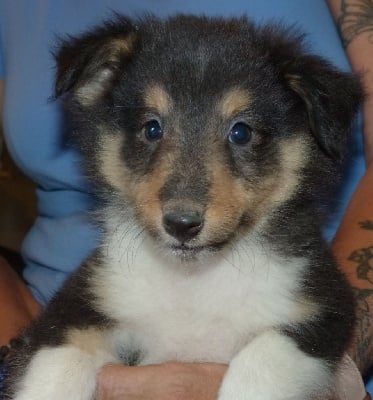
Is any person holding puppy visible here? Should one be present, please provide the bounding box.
[0,0,372,398]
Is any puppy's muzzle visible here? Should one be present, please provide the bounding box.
[163,211,203,242]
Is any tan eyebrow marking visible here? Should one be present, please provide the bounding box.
[219,87,252,119]
[144,84,172,115]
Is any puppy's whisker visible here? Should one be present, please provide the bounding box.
[221,249,241,273]
[232,237,257,274]
[127,226,147,268]
[118,222,145,270]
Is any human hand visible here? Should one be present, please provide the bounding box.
[96,358,370,400]
[96,361,227,400]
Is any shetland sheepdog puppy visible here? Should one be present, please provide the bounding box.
[6,15,361,400]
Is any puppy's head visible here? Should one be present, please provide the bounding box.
[56,15,362,260]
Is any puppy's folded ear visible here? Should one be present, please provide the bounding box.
[284,56,362,160]
[55,16,138,105]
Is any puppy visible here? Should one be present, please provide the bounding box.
[5,15,361,400]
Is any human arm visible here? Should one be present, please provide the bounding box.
[330,160,373,400]
[332,164,373,372]
[325,3,373,398]
[329,162,373,400]
[0,80,41,346]
[326,3,373,396]
[0,255,40,345]
[327,0,373,373]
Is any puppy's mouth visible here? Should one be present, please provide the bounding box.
[168,241,228,260]
[169,245,202,260]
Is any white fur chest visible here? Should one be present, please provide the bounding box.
[91,224,309,365]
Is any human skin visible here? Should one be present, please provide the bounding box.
[328,0,373,374]
[0,255,40,345]
[0,80,41,345]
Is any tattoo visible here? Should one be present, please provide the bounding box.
[337,0,373,47]
[359,220,373,230]
[348,221,373,371]
[349,246,373,283]
[351,287,373,371]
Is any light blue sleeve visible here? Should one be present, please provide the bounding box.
[0,29,4,78]
[0,49,4,78]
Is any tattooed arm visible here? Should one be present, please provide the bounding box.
[332,164,373,373]
[328,0,373,164]
[327,0,373,374]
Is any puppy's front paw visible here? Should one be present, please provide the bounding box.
[8,329,117,400]
[217,331,331,400]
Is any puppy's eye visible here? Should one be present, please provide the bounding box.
[228,122,253,145]
[144,120,163,141]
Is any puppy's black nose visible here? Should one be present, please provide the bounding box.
[163,212,203,242]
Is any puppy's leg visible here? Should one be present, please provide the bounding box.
[10,328,117,400]
[218,330,330,400]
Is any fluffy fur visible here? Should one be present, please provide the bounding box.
[5,15,361,399]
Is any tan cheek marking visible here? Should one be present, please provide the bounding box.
[99,129,175,232]
[219,87,251,119]
[202,160,250,242]
[244,135,307,224]
[99,133,134,197]
[131,153,175,232]
[144,85,172,116]
[269,135,308,205]
[240,137,307,223]
[133,174,166,231]
[203,174,277,242]
[202,136,307,241]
